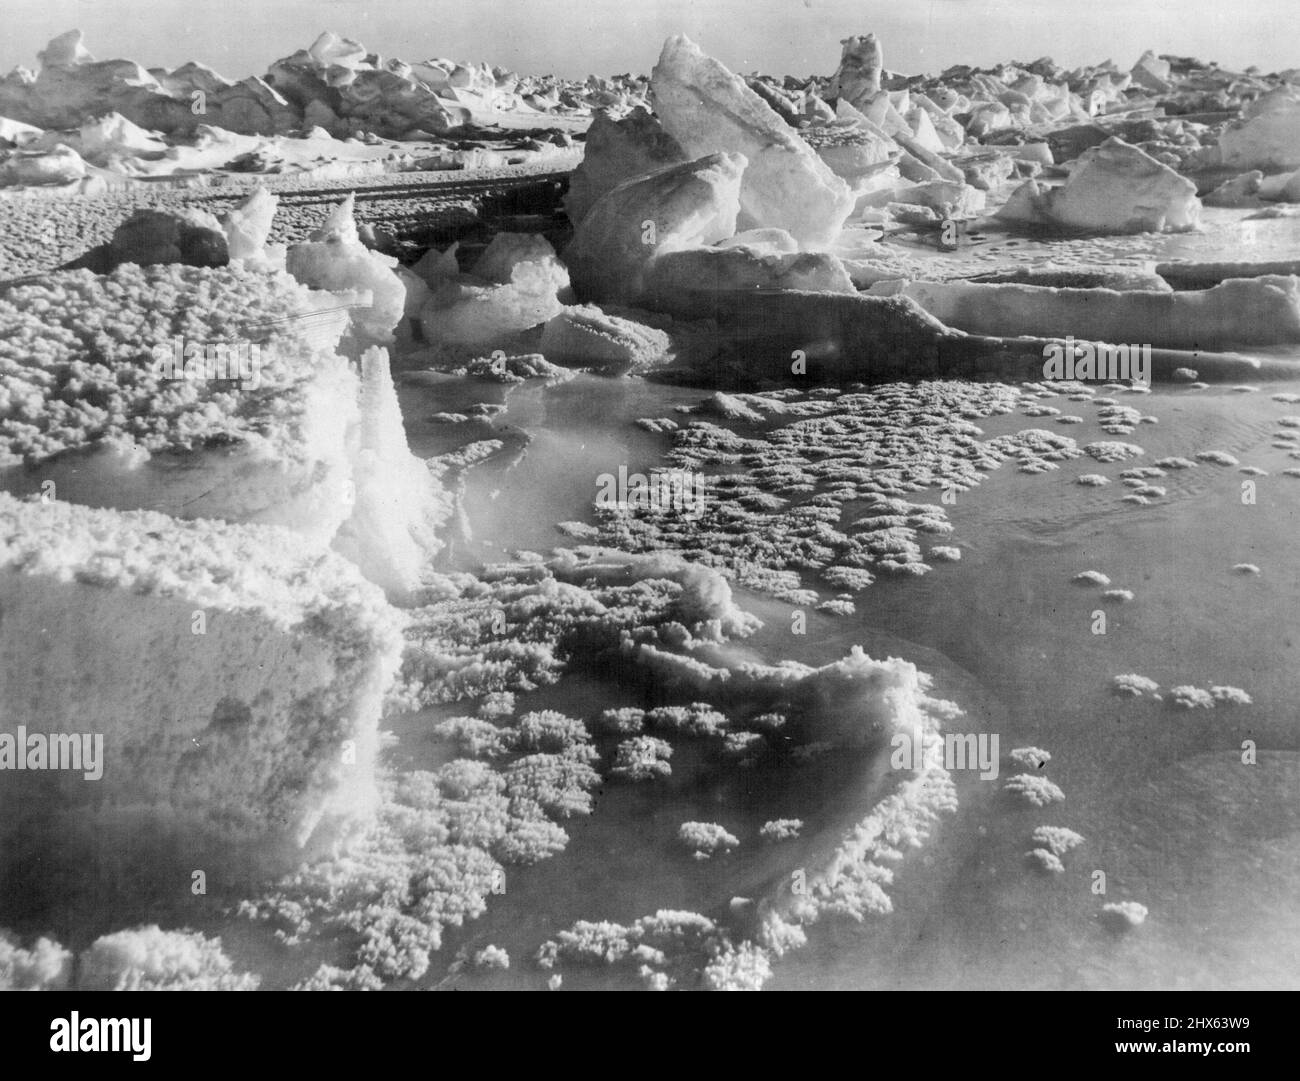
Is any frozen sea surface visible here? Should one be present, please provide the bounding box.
[386,368,1300,990]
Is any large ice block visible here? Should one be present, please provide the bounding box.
[650,36,855,249]
[0,263,450,598]
[564,107,688,226]
[998,137,1200,234]
[0,263,358,544]
[1218,88,1300,170]
[563,151,746,304]
[0,493,404,846]
[829,35,884,111]
[899,275,1300,350]
[418,248,570,346]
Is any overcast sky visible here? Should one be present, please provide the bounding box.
[3,0,1292,81]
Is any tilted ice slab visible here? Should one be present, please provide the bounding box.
[999,137,1200,234]
[898,275,1300,351]
[0,493,404,846]
[650,35,855,249]
[0,262,450,599]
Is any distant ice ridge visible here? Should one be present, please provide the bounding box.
[0,28,645,139]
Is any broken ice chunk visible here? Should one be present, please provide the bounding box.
[899,275,1300,350]
[563,107,688,226]
[286,193,406,343]
[1218,88,1300,170]
[829,34,884,110]
[419,248,570,345]
[998,138,1200,234]
[220,186,282,267]
[472,232,569,288]
[539,304,672,367]
[645,246,855,320]
[563,150,745,304]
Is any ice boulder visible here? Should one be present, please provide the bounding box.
[563,151,745,304]
[859,179,985,218]
[1130,51,1173,93]
[0,117,43,148]
[966,102,1013,138]
[828,34,884,110]
[286,194,407,343]
[307,30,370,73]
[108,207,229,268]
[650,35,855,249]
[1218,88,1300,170]
[0,492,404,848]
[412,241,461,287]
[539,305,673,368]
[1204,171,1264,207]
[998,137,1200,233]
[564,107,688,226]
